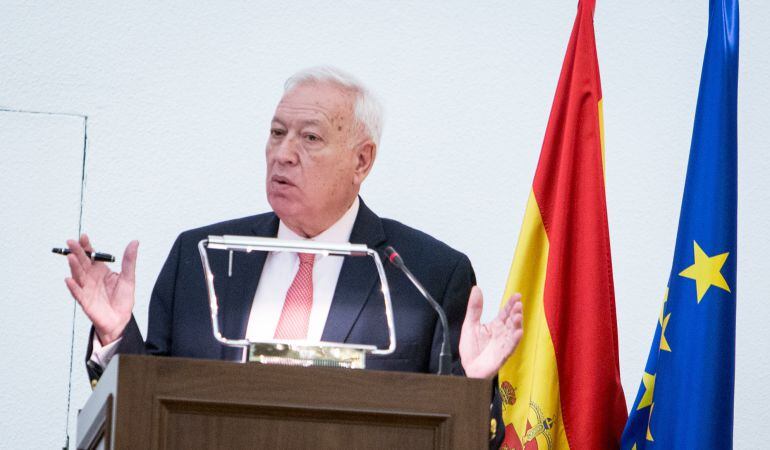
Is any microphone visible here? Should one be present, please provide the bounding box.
[383,246,452,375]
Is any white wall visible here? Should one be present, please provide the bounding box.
[1,1,767,448]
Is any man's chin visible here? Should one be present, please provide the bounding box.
[267,194,300,221]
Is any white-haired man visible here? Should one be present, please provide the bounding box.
[65,67,522,441]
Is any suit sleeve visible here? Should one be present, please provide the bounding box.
[140,234,183,356]
[430,254,475,376]
[84,234,184,382]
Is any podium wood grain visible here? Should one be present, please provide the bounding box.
[77,355,491,449]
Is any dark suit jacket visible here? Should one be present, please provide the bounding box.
[87,199,474,372]
[85,198,504,445]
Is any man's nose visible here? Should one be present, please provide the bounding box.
[271,134,300,165]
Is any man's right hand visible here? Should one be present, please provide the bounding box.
[64,234,139,346]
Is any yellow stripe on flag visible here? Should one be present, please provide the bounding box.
[498,191,569,449]
[599,99,606,177]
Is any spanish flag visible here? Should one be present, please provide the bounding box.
[497,1,627,448]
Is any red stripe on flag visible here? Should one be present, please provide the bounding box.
[531,2,626,449]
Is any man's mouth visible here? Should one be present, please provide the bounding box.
[271,175,295,187]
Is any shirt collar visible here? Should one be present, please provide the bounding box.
[276,197,360,246]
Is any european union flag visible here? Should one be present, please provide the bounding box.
[621,0,738,448]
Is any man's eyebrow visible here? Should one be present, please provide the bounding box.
[298,119,324,127]
[270,118,327,128]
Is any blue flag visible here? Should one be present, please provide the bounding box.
[621,1,739,449]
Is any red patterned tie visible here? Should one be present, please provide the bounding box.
[274,253,315,340]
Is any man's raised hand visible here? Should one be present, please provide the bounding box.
[459,286,524,379]
[64,234,138,345]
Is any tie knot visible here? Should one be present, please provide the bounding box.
[298,253,315,266]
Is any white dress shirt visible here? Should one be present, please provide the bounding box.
[91,197,360,368]
[246,197,359,342]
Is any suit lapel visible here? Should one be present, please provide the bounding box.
[321,198,387,343]
[219,200,386,352]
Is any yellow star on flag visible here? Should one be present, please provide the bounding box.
[647,403,655,442]
[678,241,731,303]
[637,372,656,410]
[659,313,672,352]
[659,288,672,352]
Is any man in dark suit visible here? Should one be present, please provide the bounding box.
[64,66,523,442]
[85,198,476,374]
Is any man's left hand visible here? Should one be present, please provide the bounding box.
[459,286,524,379]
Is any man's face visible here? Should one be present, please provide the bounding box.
[266,82,370,237]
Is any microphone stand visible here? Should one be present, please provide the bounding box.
[384,246,452,376]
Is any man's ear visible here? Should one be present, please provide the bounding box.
[352,140,377,185]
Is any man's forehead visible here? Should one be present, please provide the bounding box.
[273,82,355,124]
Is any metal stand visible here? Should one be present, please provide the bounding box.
[197,235,397,368]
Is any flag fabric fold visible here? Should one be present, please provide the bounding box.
[621,1,739,448]
[497,1,627,448]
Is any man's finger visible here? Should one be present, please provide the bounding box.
[502,292,521,313]
[80,234,95,253]
[498,298,514,322]
[503,301,523,329]
[121,240,140,283]
[512,310,523,331]
[65,277,84,303]
[501,295,523,322]
[67,239,91,268]
[508,300,523,319]
[66,254,87,286]
[511,328,524,349]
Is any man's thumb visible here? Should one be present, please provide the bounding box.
[122,240,140,282]
[464,286,484,324]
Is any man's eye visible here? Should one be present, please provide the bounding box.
[270,129,285,137]
[305,134,320,142]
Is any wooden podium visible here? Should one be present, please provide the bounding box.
[76,355,491,449]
